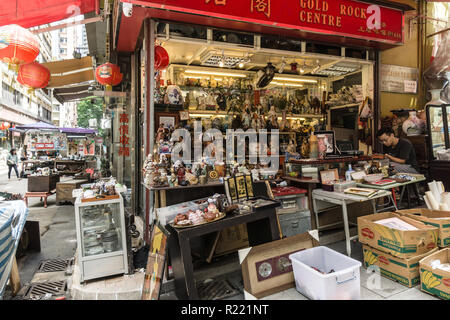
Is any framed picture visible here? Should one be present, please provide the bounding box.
[315,130,336,155]
[320,168,339,184]
[224,175,254,204]
[179,111,189,121]
[155,112,179,129]
[142,222,169,300]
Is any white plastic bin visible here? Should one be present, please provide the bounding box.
[289,246,362,300]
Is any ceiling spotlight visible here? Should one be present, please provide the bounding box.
[238,62,244,68]
[122,2,133,17]
[279,57,286,74]
[219,50,225,68]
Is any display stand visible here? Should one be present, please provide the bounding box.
[24,191,55,208]
[55,160,86,176]
[166,206,280,300]
[74,194,129,282]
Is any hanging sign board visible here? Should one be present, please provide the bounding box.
[35,143,55,150]
[134,0,405,44]
[380,64,419,94]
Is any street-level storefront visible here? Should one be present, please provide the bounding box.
[113,0,412,241]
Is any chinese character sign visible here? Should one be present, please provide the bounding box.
[119,113,130,157]
[251,0,271,18]
[139,0,404,44]
[205,0,226,5]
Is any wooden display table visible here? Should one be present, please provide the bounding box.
[24,191,55,208]
[54,160,86,176]
[27,174,60,193]
[166,207,280,300]
[56,179,89,205]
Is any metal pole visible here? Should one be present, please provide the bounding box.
[144,19,156,244]
[149,20,155,156]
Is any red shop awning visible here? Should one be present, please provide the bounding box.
[0,0,98,28]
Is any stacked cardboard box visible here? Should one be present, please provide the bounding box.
[419,248,450,300]
[358,212,439,288]
[396,208,450,248]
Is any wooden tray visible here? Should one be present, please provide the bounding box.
[172,212,226,229]
[81,194,119,203]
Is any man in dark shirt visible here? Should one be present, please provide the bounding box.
[376,127,419,174]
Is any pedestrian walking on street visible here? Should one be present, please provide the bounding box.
[19,144,28,177]
[6,148,20,180]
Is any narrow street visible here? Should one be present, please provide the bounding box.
[0,163,77,299]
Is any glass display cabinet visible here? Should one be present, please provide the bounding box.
[74,194,129,282]
[426,104,450,190]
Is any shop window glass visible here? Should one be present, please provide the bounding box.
[306,43,340,56]
[260,35,302,52]
[167,22,207,40]
[346,48,366,60]
[212,29,254,46]
[332,72,362,92]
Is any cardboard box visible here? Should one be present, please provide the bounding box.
[397,208,450,248]
[241,231,319,299]
[362,244,439,288]
[419,248,450,300]
[358,212,439,259]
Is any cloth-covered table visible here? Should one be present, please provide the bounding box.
[0,200,29,299]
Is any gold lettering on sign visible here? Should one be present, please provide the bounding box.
[251,0,271,18]
[300,10,306,22]
[299,0,340,28]
[328,15,335,26]
[205,0,226,5]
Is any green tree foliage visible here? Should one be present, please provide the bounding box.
[77,98,104,134]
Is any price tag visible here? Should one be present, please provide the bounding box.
[404,80,417,93]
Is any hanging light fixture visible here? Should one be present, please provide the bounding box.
[95,62,123,91]
[0,24,40,71]
[17,61,51,92]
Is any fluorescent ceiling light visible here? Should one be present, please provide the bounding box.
[271,81,304,87]
[273,77,317,83]
[184,75,205,79]
[190,114,226,118]
[185,70,247,78]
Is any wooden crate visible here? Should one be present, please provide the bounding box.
[27,175,60,193]
[56,179,89,204]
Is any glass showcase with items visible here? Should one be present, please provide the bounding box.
[74,194,128,282]
[426,103,450,160]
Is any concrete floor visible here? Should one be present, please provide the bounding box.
[0,163,440,300]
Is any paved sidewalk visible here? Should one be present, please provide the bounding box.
[0,167,77,299]
[0,163,441,300]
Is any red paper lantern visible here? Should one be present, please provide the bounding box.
[155,46,169,71]
[0,124,4,130]
[95,63,123,88]
[0,24,40,68]
[17,62,50,89]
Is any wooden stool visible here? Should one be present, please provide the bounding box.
[24,191,55,208]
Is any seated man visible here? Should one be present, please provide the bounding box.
[376,127,419,174]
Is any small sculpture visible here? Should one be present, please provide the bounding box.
[269,106,279,129]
